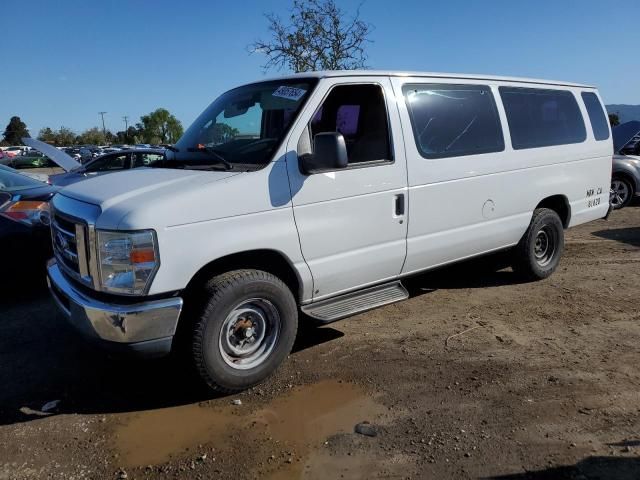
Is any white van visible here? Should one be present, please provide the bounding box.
[47,71,613,392]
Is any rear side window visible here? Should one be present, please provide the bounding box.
[499,87,586,149]
[86,154,129,172]
[402,84,504,159]
[581,92,610,141]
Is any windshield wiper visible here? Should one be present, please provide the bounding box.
[187,146,233,171]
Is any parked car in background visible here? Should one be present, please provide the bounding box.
[611,121,640,209]
[63,147,82,160]
[0,166,58,272]
[1,146,27,157]
[78,147,98,163]
[0,150,55,169]
[48,148,165,186]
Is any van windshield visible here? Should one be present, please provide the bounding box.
[168,79,317,171]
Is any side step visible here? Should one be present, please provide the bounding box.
[301,281,409,323]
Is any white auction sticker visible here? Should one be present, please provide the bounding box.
[272,86,307,101]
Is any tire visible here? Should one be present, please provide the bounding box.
[512,208,564,281]
[191,269,298,393]
[610,176,634,210]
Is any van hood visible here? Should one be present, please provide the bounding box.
[59,167,243,228]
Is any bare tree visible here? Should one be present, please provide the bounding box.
[250,0,372,72]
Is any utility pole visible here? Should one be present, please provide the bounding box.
[122,116,130,144]
[98,111,107,143]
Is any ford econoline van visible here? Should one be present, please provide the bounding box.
[46,71,613,392]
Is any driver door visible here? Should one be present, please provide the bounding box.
[285,77,408,301]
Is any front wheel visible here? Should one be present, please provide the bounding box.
[512,208,564,281]
[191,270,298,393]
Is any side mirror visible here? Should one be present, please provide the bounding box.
[299,132,348,174]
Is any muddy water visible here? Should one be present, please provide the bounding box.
[112,380,388,474]
[253,380,386,446]
[113,404,233,467]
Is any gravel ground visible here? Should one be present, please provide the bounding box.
[1,202,639,480]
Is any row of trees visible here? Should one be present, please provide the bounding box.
[1,108,183,147]
[37,108,184,146]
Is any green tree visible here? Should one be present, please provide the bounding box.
[2,116,30,145]
[608,113,620,127]
[128,126,142,143]
[38,127,56,143]
[77,127,107,145]
[210,123,240,144]
[140,108,183,143]
[37,126,76,146]
[250,0,372,72]
[56,127,76,146]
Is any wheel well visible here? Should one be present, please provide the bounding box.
[184,250,302,301]
[536,195,571,228]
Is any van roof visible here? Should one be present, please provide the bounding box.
[255,70,595,89]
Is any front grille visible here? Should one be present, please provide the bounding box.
[51,211,91,285]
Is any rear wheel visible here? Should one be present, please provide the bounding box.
[512,208,564,280]
[610,176,634,209]
[191,269,298,393]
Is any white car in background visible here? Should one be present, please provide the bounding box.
[1,146,28,157]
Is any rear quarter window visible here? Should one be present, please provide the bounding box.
[402,84,504,159]
[581,92,610,141]
[499,87,586,149]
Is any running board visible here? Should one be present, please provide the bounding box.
[302,281,409,323]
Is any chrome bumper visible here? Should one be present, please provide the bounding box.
[47,260,183,357]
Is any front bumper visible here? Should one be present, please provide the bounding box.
[47,260,183,357]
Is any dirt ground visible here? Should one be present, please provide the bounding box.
[1,202,639,480]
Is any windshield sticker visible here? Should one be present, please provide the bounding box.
[272,86,307,101]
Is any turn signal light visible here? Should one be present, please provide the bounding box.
[130,249,156,264]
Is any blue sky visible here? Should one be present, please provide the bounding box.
[2,0,639,136]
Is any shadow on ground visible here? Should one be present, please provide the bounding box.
[0,271,345,426]
[486,455,640,480]
[405,250,526,294]
[0,251,520,426]
[592,226,640,247]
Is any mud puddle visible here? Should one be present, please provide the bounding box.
[112,403,233,467]
[111,379,389,474]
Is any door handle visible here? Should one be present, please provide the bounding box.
[395,194,405,216]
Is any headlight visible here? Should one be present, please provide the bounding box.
[96,229,159,295]
[0,200,50,226]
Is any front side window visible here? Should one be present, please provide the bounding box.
[499,87,586,150]
[85,154,128,172]
[308,84,391,164]
[403,84,504,159]
[172,79,317,170]
[581,92,610,141]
